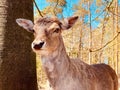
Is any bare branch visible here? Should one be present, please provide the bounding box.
[53,0,59,16]
[106,0,120,17]
[108,10,120,17]
[107,0,113,10]
[81,0,119,53]
[85,1,110,25]
[90,32,120,52]
[33,0,43,17]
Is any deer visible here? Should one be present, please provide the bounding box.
[16,16,118,90]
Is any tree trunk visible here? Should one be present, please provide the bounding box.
[112,8,115,70]
[0,0,38,90]
[88,1,92,64]
[116,0,119,74]
[99,19,105,63]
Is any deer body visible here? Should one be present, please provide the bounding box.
[16,16,118,90]
[40,36,117,90]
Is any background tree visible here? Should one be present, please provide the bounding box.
[0,0,38,90]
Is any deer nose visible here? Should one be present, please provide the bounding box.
[33,41,45,50]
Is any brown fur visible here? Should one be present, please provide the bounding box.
[34,17,118,90]
[16,17,118,90]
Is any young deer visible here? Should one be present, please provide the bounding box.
[16,16,118,90]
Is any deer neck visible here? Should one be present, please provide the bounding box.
[40,37,70,87]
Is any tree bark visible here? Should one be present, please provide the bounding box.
[0,0,38,90]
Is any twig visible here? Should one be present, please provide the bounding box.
[53,0,59,16]
[84,0,110,25]
[90,32,120,52]
[108,10,120,17]
[33,0,43,17]
[106,0,120,17]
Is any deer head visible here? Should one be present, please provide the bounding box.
[16,16,78,56]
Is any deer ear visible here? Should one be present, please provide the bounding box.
[16,18,34,33]
[61,16,78,30]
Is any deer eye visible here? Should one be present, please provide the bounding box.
[53,28,60,33]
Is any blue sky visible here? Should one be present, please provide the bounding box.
[34,0,79,17]
[34,0,120,29]
[62,0,79,17]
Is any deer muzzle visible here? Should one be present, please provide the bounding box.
[32,41,45,50]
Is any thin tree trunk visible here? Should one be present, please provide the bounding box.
[116,0,119,74]
[0,0,38,90]
[78,10,83,59]
[88,1,92,64]
[99,19,105,63]
[112,8,115,69]
[78,25,83,59]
